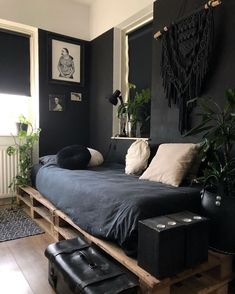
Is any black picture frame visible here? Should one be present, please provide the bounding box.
[49,94,66,112]
[48,34,84,86]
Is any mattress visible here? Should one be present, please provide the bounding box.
[35,163,201,256]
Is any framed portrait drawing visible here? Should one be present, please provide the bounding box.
[48,34,84,85]
[49,94,65,112]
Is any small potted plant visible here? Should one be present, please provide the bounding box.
[118,84,151,137]
[186,89,235,254]
[16,114,29,134]
[7,115,41,190]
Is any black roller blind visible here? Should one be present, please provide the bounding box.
[128,22,153,91]
[0,29,30,96]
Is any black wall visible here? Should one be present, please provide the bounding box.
[151,0,235,144]
[39,0,235,159]
[38,29,90,156]
[88,0,235,159]
[89,29,114,155]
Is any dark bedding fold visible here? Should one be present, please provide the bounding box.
[35,163,201,256]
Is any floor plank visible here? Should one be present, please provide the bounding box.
[0,242,34,294]
[0,233,55,294]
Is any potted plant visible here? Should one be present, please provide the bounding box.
[118,84,151,137]
[186,89,235,254]
[16,114,29,134]
[7,115,41,190]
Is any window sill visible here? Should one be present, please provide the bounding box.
[111,136,150,141]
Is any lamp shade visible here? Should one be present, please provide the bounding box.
[108,90,121,105]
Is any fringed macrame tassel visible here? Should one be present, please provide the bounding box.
[160,6,214,134]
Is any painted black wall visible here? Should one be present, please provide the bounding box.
[89,29,114,156]
[151,0,235,144]
[38,30,90,156]
[37,2,235,159]
[87,0,235,161]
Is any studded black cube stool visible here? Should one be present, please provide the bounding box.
[138,215,185,278]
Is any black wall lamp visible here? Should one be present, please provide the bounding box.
[108,89,124,106]
[108,89,127,137]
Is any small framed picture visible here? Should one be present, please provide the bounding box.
[48,34,84,86]
[49,94,65,112]
[71,92,82,102]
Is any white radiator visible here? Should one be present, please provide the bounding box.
[0,146,18,197]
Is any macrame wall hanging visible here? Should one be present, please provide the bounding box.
[154,0,222,134]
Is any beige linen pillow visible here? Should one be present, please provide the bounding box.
[87,148,104,167]
[125,139,150,175]
[139,143,199,187]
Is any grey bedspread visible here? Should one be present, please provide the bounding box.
[35,163,201,256]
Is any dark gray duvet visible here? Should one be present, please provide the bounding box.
[35,163,201,256]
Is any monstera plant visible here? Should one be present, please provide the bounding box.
[7,115,41,190]
[186,89,235,254]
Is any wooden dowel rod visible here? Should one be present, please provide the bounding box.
[154,0,222,39]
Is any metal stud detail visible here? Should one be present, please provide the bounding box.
[156,224,166,229]
[168,221,177,226]
[182,218,192,223]
[193,216,202,220]
[215,201,221,207]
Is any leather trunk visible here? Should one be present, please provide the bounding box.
[45,237,139,294]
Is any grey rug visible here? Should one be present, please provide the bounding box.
[0,207,44,242]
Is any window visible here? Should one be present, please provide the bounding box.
[127,22,153,137]
[112,7,153,138]
[0,94,30,135]
[0,19,38,136]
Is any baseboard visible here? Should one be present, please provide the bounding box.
[0,197,15,206]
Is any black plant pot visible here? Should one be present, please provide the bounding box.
[201,190,235,255]
[16,122,28,134]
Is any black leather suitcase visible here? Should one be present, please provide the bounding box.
[138,215,185,278]
[45,237,139,294]
[168,211,209,268]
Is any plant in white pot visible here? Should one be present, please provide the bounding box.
[118,84,151,137]
[7,115,41,190]
[186,89,235,254]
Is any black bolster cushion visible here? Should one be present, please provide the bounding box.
[57,145,91,170]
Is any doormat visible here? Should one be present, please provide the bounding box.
[0,207,44,242]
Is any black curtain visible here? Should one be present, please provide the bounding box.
[0,29,30,96]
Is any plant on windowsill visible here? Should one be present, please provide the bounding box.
[7,115,41,191]
[117,84,151,137]
[185,89,235,254]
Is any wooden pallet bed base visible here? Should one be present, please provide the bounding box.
[17,186,234,294]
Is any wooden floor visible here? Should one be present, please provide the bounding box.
[0,232,234,294]
[0,232,55,294]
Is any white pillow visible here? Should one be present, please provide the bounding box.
[140,143,199,187]
[87,148,104,167]
[125,139,150,175]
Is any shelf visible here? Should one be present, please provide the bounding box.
[33,206,54,224]
[111,136,150,141]
[54,226,80,240]
[172,271,234,294]
[17,193,31,207]
[34,218,53,236]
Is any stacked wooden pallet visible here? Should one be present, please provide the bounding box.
[17,186,234,294]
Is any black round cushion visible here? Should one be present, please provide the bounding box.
[57,145,91,170]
